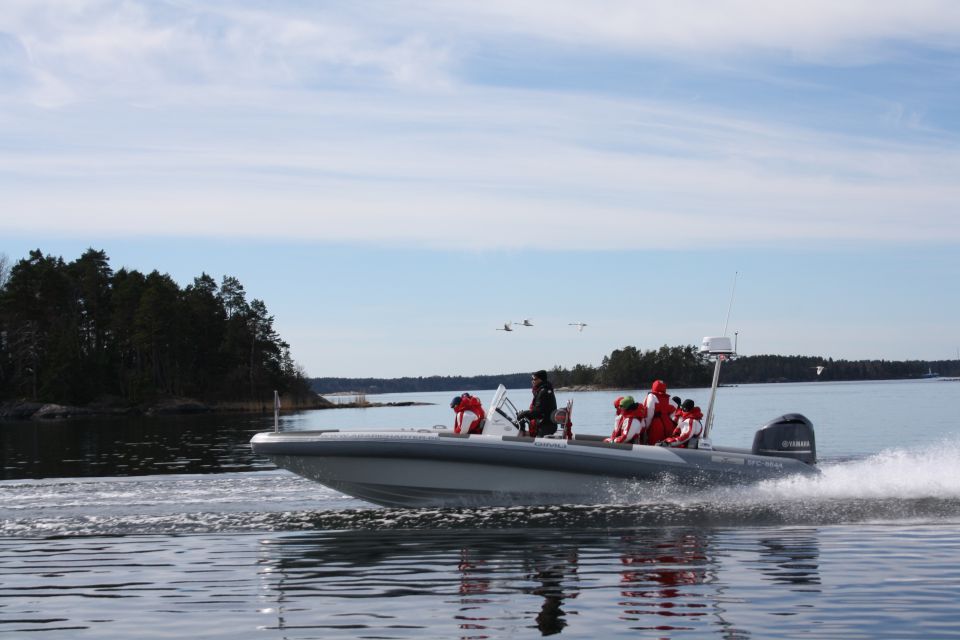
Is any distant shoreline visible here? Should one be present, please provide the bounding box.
[0,396,433,422]
[5,376,958,421]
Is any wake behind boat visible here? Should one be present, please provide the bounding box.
[251,337,819,507]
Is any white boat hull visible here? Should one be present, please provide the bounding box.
[251,430,818,507]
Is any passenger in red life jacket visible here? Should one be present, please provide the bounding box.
[605,396,625,443]
[641,380,677,445]
[661,399,703,448]
[605,395,648,444]
[450,393,486,435]
[517,370,558,437]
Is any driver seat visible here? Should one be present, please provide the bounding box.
[550,399,574,440]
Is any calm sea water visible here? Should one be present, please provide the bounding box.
[2,380,960,638]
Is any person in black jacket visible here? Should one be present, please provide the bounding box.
[518,369,558,437]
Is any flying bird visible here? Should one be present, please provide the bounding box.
[814,365,826,376]
[496,322,513,332]
[569,322,587,332]
[516,319,533,327]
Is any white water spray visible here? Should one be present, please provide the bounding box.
[719,440,960,504]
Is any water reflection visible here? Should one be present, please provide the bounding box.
[255,526,824,637]
[249,530,752,638]
[755,529,822,588]
[615,532,709,631]
[528,547,579,636]
[0,414,273,479]
[6,519,957,639]
[453,536,580,636]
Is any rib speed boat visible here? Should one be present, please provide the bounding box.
[251,337,818,507]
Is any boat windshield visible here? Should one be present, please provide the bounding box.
[496,396,521,423]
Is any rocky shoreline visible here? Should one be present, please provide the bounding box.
[0,398,229,420]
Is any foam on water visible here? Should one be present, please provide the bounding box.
[816,441,960,498]
[722,438,960,503]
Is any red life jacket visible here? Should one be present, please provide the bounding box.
[453,394,485,434]
[666,407,703,447]
[608,396,625,439]
[647,391,675,445]
[461,395,485,418]
[612,404,648,444]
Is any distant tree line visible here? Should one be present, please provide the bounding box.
[548,344,713,388]
[312,373,533,395]
[0,249,311,405]
[720,354,957,383]
[2,248,948,404]
[312,345,958,394]
[311,346,716,394]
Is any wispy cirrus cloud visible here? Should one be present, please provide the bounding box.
[1,1,959,250]
[6,1,960,101]
[433,0,960,59]
[1,0,456,105]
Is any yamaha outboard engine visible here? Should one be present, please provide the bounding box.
[751,414,817,465]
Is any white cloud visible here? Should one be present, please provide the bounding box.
[423,0,960,60]
[0,0,456,107]
[4,0,960,107]
[4,76,960,249]
[2,1,960,251]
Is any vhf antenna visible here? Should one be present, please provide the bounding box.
[722,271,738,336]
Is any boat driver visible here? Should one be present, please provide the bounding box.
[517,369,558,437]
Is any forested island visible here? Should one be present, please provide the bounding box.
[312,344,959,395]
[2,249,954,416]
[0,249,314,417]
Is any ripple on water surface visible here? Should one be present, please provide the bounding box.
[3,445,960,638]
[2,523,960,639]
[4,443,960,538]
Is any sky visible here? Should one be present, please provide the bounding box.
[1,1,959,378]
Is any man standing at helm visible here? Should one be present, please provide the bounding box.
[517,370,558,437]
[641,380,677,445]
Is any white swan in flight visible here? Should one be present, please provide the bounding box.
[814,365,825,376]
[515,319,533,327]
[569,322,587,332]
[496,322,513,332]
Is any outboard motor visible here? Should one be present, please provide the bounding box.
[751,414,817,465]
